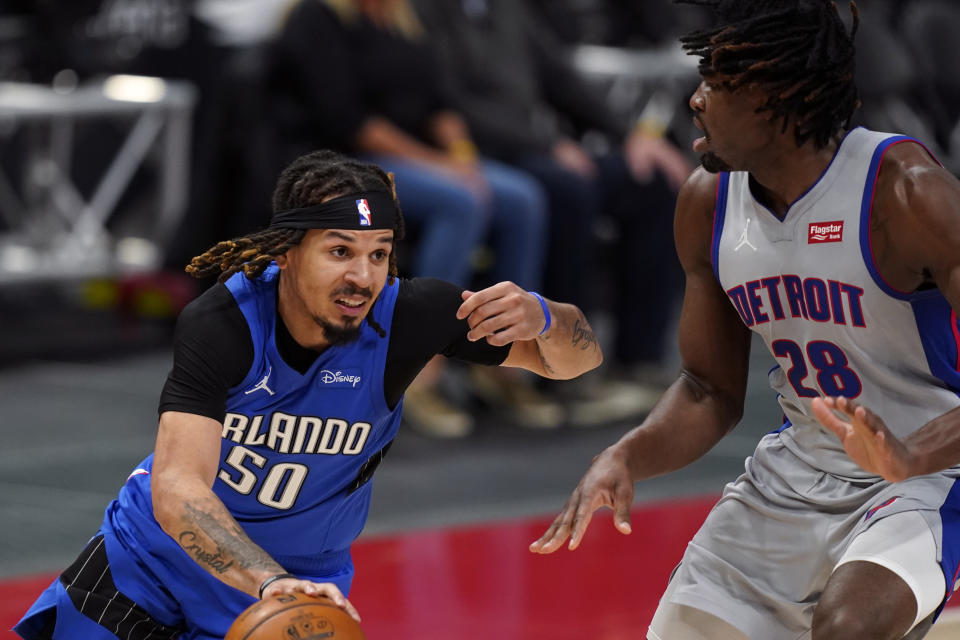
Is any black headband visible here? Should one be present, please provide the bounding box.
[269,191,398,230]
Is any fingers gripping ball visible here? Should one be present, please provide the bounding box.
[225,593,366,640]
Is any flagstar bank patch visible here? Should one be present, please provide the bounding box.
[808,220,843,243]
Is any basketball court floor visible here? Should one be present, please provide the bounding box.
[1,336,957,638]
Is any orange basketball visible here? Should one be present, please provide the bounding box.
[224,593,366,640]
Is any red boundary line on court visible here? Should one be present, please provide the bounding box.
[2,495,955,639]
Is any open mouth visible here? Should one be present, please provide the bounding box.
[332,285,373,316]
[333,295,370,317]
[692,116,710,151]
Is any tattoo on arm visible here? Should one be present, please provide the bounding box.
[178,531,234,574]
[179,501,280,577]
[536,342,556,375]
[571,316,599,352]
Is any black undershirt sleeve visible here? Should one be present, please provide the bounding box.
[384,278,511,408]
[158,278,509,418]
[158,284,253,421]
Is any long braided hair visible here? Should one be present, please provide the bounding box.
[677,0,860,150]
[186,150,406,337]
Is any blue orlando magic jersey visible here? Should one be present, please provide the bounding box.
[120,264,401,567]
[213,264,401,558]
[712,127,960,479]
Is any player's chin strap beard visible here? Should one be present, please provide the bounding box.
[316,295,385,342]
[336,285,384,339]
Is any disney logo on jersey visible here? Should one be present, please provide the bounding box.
[808,220,844,243]
[320,369,362,388]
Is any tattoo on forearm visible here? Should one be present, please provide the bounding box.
[180,501,279,576]
[571,317,599,352]
[536,344,556,375]
[178,531,234,574]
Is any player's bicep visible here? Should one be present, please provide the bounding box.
[676,265,752,406]
[673,168,752,414]
[154,411,223,489]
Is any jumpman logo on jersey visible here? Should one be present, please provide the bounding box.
[734,217,758,252]
[244,366,275,396]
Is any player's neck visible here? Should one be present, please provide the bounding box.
[747,134,841,217]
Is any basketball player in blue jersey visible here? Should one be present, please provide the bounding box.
[532,2,960,639]
[14,150,602,640]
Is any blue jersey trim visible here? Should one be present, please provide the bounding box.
[712,172,730,283]
[858,135,929,301]
[367,279,399,415]
[936,479,960,620]
[769,416,792,434]
[756,127,860,223]
[224,264,279,393]
[911,294,960,397]
[223,265,399,413]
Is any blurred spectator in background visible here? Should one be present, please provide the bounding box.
[528,0,708,48]
[414,0,693,426]
[266,0,560,437]
[846,0,960,174]
[7,0,957,427]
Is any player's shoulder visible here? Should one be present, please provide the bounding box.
[178,281,240,325]
[878,140,956,194]
[875,140,960,228]
[675,167,721,266]
[174,281,249,349]
[676,166,720,220]
[679,165,721,198]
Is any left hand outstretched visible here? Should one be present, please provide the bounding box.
[811,396,913,482]
[456,282,548,346]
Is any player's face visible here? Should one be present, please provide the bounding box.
[689,76,776,173]
[277,228,394,346]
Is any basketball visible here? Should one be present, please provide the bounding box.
[224,593,366,640]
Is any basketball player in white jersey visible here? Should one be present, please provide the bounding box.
[531,2,960,639]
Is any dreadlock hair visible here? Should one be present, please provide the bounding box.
[186,149,406,338]
[677,0,860,150]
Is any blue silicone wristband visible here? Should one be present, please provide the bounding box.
[528,291,551,335]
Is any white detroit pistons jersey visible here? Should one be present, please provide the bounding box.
[713,127,960,479]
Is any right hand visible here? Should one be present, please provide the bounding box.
[529,446,634,554]
[262,577,361,623]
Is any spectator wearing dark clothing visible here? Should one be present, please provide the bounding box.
[414,0,692,415]
[267,0,546,291]
[267,0,558,437]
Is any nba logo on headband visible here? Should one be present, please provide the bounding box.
[356,199,372,226]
